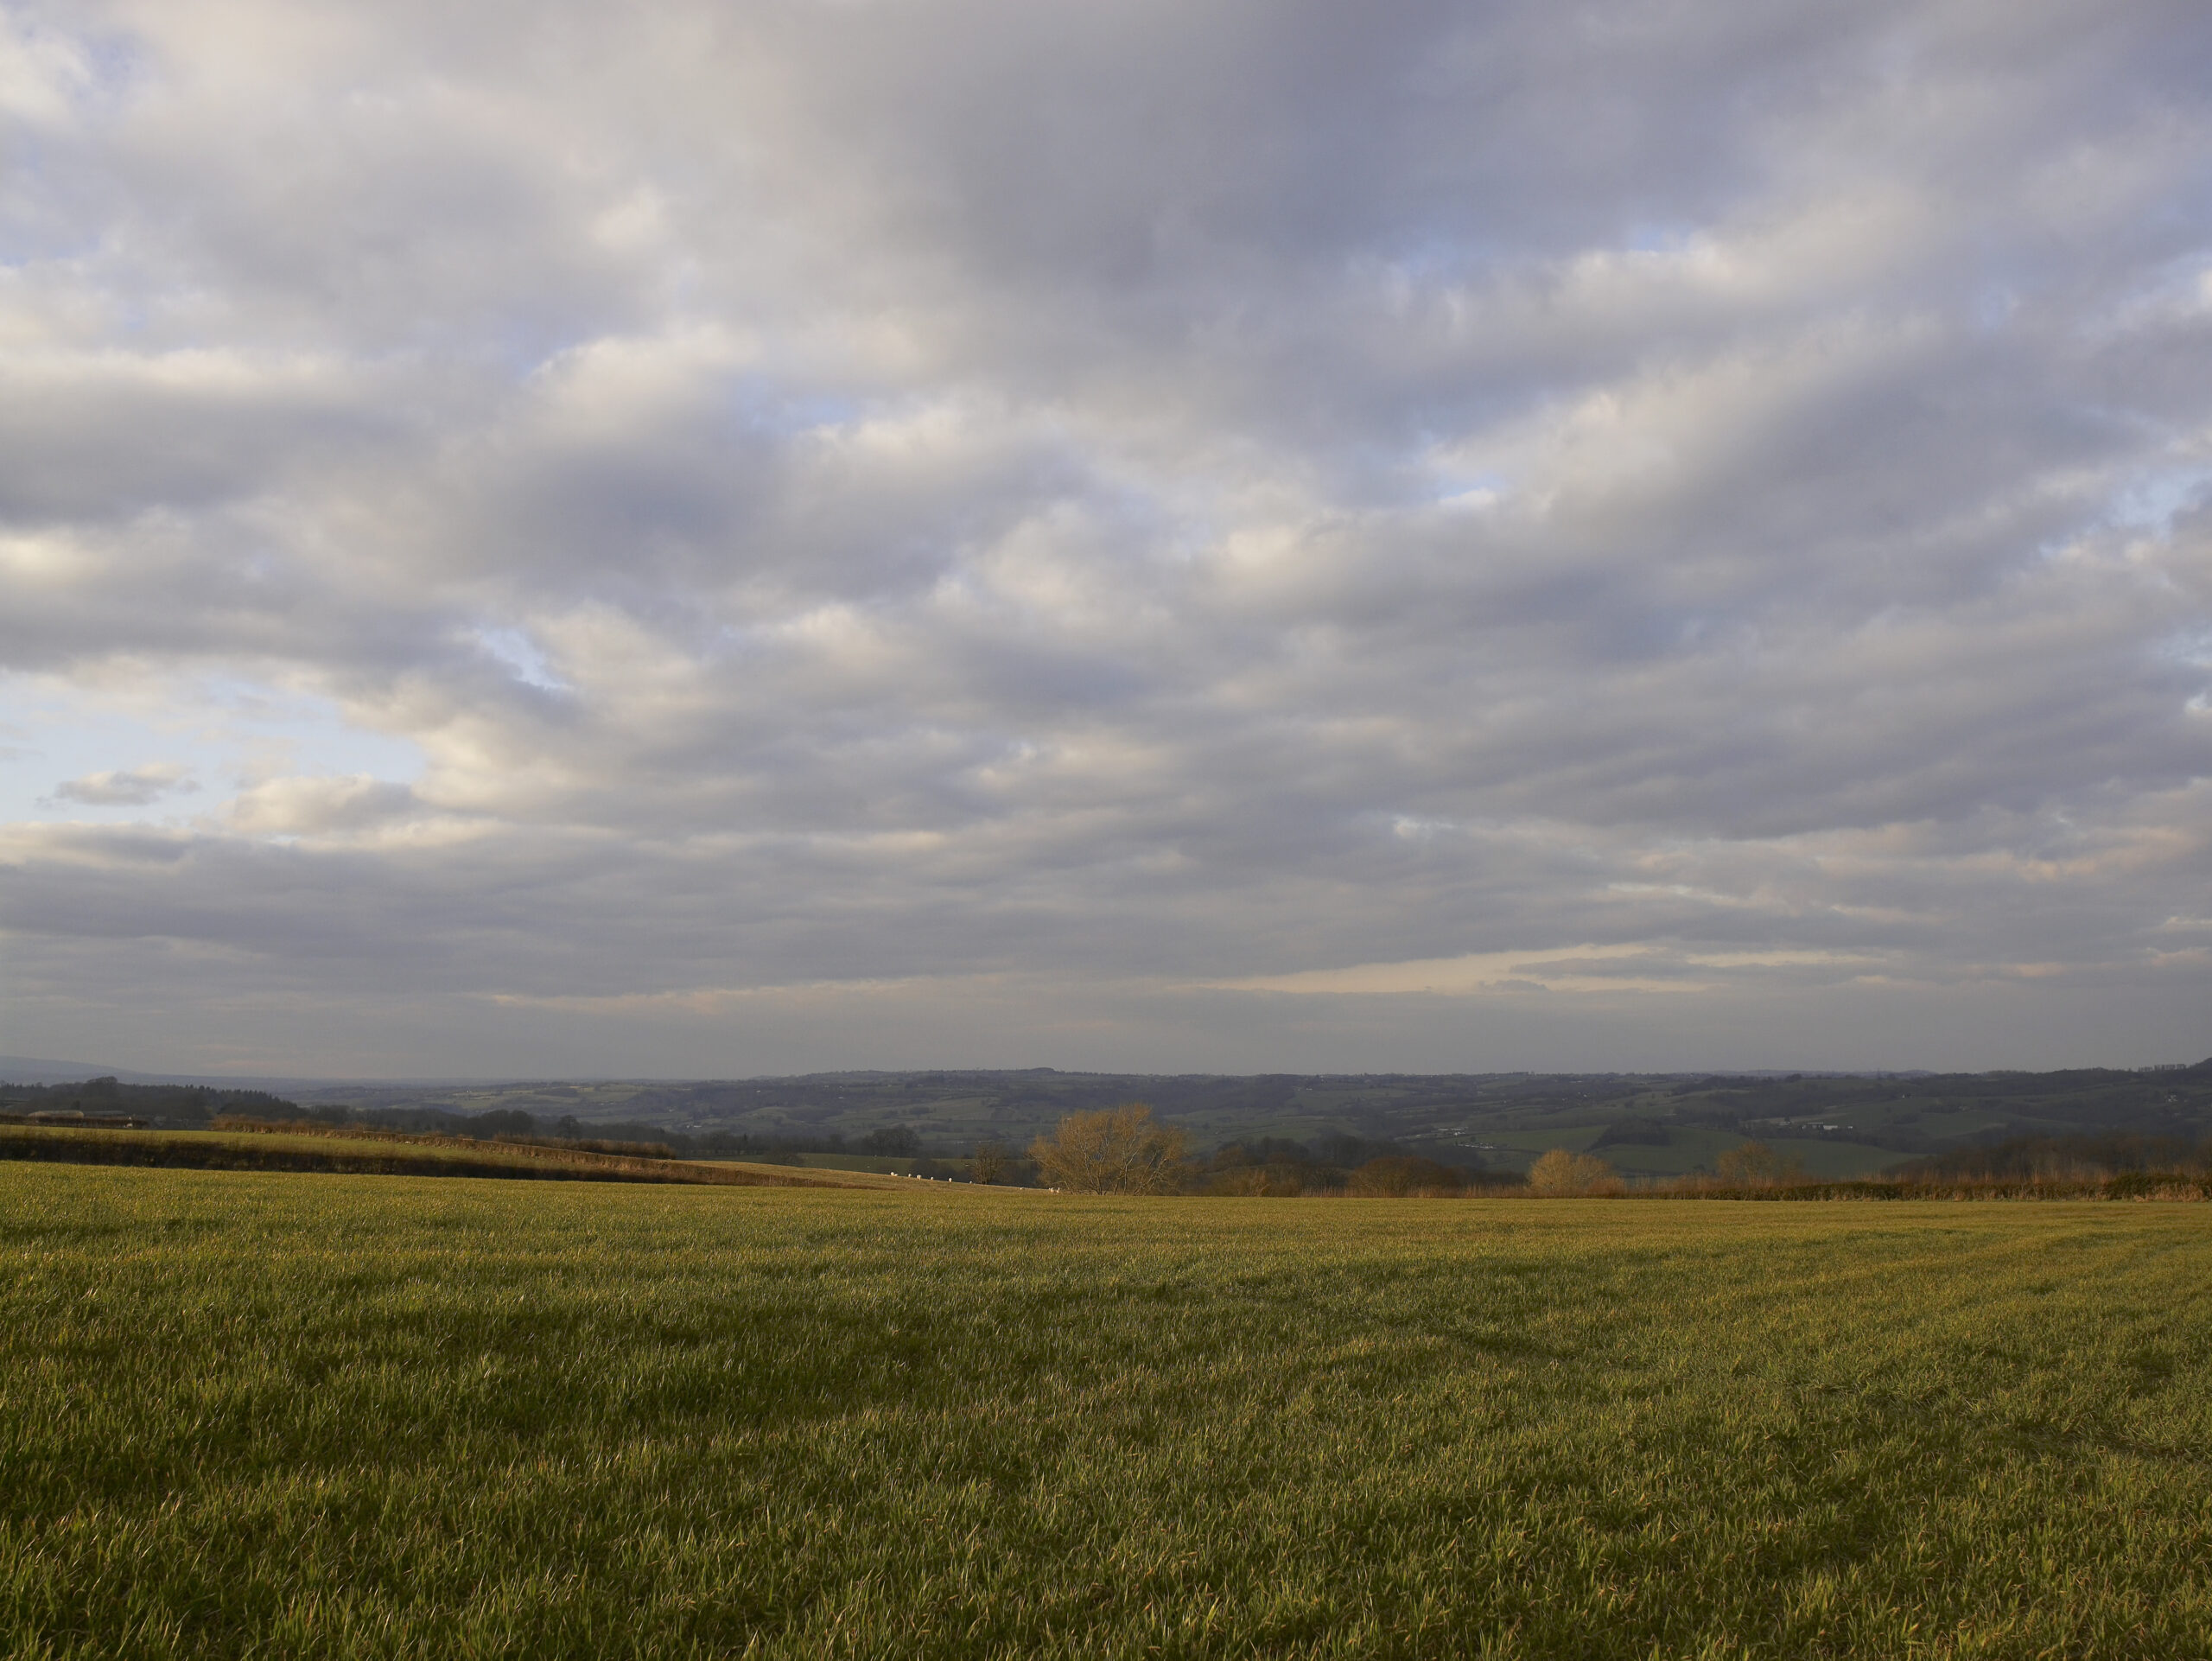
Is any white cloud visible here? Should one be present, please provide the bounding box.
[226,774,416,835]
[0,13,92,127]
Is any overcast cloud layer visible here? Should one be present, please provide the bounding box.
[3,0,2209,1077]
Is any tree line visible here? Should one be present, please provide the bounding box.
[1017,1104,1482,1195]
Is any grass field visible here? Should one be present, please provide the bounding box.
[3,1167,2209,1658]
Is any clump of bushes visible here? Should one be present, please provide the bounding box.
[1712,1140,1807,1187]
[1347,1155,1467,1197]
[1891,1134,2212,1183]
[1526,1149,1621,1195]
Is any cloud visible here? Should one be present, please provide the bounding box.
[1204,945,1891,998]
[226,774,416,836]
[0,0,2209,1073]
[48,762,198,807]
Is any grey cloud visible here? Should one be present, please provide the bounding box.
[1,0,2209,1072]
[0,352,415,525]
[48,764,198,807]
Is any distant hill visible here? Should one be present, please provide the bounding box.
[0,1055,146,1085]
[0,1056,508,1091]
[13,1057,2210,1178]
[271,1060,2212,1180]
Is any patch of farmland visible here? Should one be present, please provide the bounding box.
[1761,1136,1901,1179]
[1581,1125,1743,1175]
[1471,1124,1613,1151]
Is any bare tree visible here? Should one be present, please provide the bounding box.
[971,1139,1010,1184]
[1029,1103,1191,1194]
[1714,1140,1806,1187]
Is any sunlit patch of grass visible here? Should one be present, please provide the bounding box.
[3,1168,2208,1657]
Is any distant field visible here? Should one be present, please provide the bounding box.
[0,1123,879,1188]
[1758,1136,1900,1180]
[4,1168,2209,1658]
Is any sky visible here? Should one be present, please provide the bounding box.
[2,0,2209,1079]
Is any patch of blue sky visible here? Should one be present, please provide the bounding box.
[1372,235,1482,284]
[0,673,424,826]
[2107,464,2212,534]
[728,372,864,436]
[1622,221,1700,255]
[2100,251,2212,335]
[47,14,147,107]
[1974,285,2020,331]
[2158,628,2212,718]
[1429,468,1509,508]
[461,313,612,385]
[474,626,569,691]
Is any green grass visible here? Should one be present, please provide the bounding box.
[3,1168,2209,1658]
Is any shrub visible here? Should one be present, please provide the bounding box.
[1030,1103,1191,1194]
[1527,1149,1619,1195]
[1348,1155,1467,1197]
